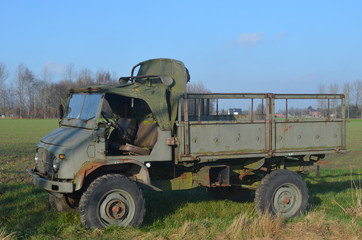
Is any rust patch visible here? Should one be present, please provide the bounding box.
[281,125,292,133]
[74,159,149,190]
[238,168,253,180]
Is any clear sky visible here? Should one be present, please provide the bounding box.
[1,0,361,94]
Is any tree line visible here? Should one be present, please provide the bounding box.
[318,81,362,119]
[0,61,361,119]
[0,62,118,119]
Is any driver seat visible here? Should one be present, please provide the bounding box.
[119,115,158,155]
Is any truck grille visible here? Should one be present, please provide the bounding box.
[36,148,54,177]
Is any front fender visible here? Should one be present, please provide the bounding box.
[73,159,154,191]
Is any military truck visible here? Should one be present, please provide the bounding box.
[29,58,346,229]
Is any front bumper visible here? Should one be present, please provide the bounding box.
[28,169,74,193]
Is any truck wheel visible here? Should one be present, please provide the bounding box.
[49,194,78,212]
[254,169,308,218]
[207,187,253,201]
[79,174,145,229]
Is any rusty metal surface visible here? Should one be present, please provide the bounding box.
[188,123,266,154]
[275,121,342,150]
[73,158,152,191]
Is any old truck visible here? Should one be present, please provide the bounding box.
[29,58,346,229]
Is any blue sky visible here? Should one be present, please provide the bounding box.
[1,0,361,94]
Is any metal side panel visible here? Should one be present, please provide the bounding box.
[188,123,266,154]
[274,121,342,151]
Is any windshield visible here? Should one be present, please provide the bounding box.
[65,94,102,120]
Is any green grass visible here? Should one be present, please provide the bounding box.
[325,119,362,169]
[0,119,361,239]
[0,119,58,183]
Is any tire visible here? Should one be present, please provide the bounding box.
[254,169,308,218]
[49,194,78,212]
[79,174,146,229]
[207,187,253,202]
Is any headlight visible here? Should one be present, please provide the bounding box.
[53,162,60,172]
[34,152,39,164]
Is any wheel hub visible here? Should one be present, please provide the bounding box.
[277,191,294,209]
[283,197,290,204]
[272,183,302,217]
[106,199,127,220]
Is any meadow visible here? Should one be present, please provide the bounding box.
[0,119,361,239]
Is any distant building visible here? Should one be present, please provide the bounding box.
[310,110,321,118]
[275,113,284,118]
[228,108,242,115]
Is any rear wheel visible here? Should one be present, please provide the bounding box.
[79,174,145,229]
[254,169,308,218]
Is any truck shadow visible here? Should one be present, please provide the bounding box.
[142,187,255,226]
[305,172,357,209]
[143,172,356,226]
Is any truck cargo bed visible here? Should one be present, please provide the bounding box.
[178,93,346,162]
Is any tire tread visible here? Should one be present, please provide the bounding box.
[79,174,146,229]
[254,169,308,217]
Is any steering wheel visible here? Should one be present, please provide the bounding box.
[101,111,125,136]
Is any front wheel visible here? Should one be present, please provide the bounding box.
[79,174,145,229]
[254,169,308,218]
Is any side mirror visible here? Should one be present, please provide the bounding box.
[59,104,64,119]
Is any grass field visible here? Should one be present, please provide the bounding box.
[0,119,361,239]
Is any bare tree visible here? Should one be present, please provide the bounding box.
[111,72,118,83]
[64,63,77,82]
[353,80,362,118]
[77,67,93,87]
[317,83,327,117]
[15,64,27,118]
[24,68,35,118]
[343,82,351,119]
[0,62,9,115]
[95,69,112,84]
[328,83,339,118]
[5,86,16,117]
[186,81,214,115]
[42,65,51,118]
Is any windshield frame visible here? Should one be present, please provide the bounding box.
[61,93,105,129]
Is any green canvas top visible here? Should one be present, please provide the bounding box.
[71,58,190,131]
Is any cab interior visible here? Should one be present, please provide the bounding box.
[101,94,158,156]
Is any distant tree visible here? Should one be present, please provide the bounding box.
[256,103,266,114]
[95,69,112,84]
[15,64,27,118]
[42,65,52,118]
[353,80,362,118]
[186,81,214,116]
[77,67,93,87]
[0,62,9,115]
[317,83,327,117]
[328,83,339,118]
[111,72,118,83]
[343,82,351,119]
[64,63,77,82]
[53,63,78,107]
[23,68,35,118]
